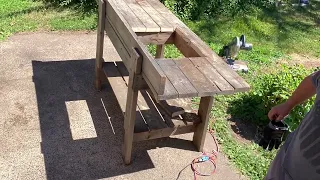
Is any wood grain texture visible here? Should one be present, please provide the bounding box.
[156,99,185,118]
[157,78,179,100]
[174,58,220,96]
[136,32,175,45]
[103,62,149,133]
[95,0,106,90]
[156,59,198,98]
[146,0,181,28]
[123,66,139,165]
[116,62,168,130]
[174,29,200,57]
[155,44,165,58]
[136,0,174,32]
[107,0,168,96]
[133,125,195,142]
[156,98,196,118]
[105,19,131,66]
[146,0,250,93]
[123,0,160,32]
[115,0,147,32]
[204,57,250,92]
[189,57,234,94]
[193,96,214,152]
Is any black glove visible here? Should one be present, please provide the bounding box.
[259,120,289,151]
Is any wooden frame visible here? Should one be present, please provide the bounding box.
[106,0,168,96]
[94,0,250,165]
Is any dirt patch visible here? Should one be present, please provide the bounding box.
[280,53,320,68]
[228,118,260,145]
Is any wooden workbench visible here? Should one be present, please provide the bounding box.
[94,0,250,164]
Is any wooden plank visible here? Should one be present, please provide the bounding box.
[136,0,174,32]
[107,0,168,97]
[189,57,234,94]
[145,0,181,28]
[116,62,168,130]
[154,97,200,125]
[156,98,195,118]
[156,100,185,118]
[123,0,160,32]
[157,79,179,100]
[155,44,165,58]
[193,96,214,152]
[156,59,176,66]
[123,68,139,164]
[171,112,201,127]
[114,0,147,32]
[105,19,131,67]
[146,0,250,92]
[146,0,218,59]
[174,30,200,57]
[148,0,221,60]
[133,125,195,142]
[174,58,220,96]
[134,102,201,142]
[156,59,198,98]
[136,32,175,45]
[204,57,250,92]
[95,0,106,90]
[103,62,149,133]
[174,28,250,92]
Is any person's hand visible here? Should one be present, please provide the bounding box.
[268,102,292,121]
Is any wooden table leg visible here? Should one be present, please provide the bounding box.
[155,44,165,58]
[123,49,142,165]
[95,0,106,90]
[193,96,214,151]
[123,73,139,165]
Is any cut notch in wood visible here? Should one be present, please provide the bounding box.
[136,32,175,45]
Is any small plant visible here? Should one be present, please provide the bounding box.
[228,65,316,131]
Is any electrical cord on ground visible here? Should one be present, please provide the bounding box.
[176,129,219,180]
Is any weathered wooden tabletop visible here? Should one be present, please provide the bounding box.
[105,0,250,101]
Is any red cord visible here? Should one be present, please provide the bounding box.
[190,130,219,180]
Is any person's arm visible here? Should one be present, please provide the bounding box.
[268,73,317,121]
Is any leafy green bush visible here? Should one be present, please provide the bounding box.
[162,0,278,20]
[36,0,97,13]
[228,65,316,131]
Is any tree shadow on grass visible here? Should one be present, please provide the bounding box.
[0,5,49,20]
[0,0,98,23]
[259,1,320,49]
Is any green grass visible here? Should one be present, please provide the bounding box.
[0,0,97,40]
[212,96,277,179]
[186,4,320,60]
[1,1,320,179]
[177,3,319,180]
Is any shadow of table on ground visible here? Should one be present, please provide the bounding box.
[32,59,196,180]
